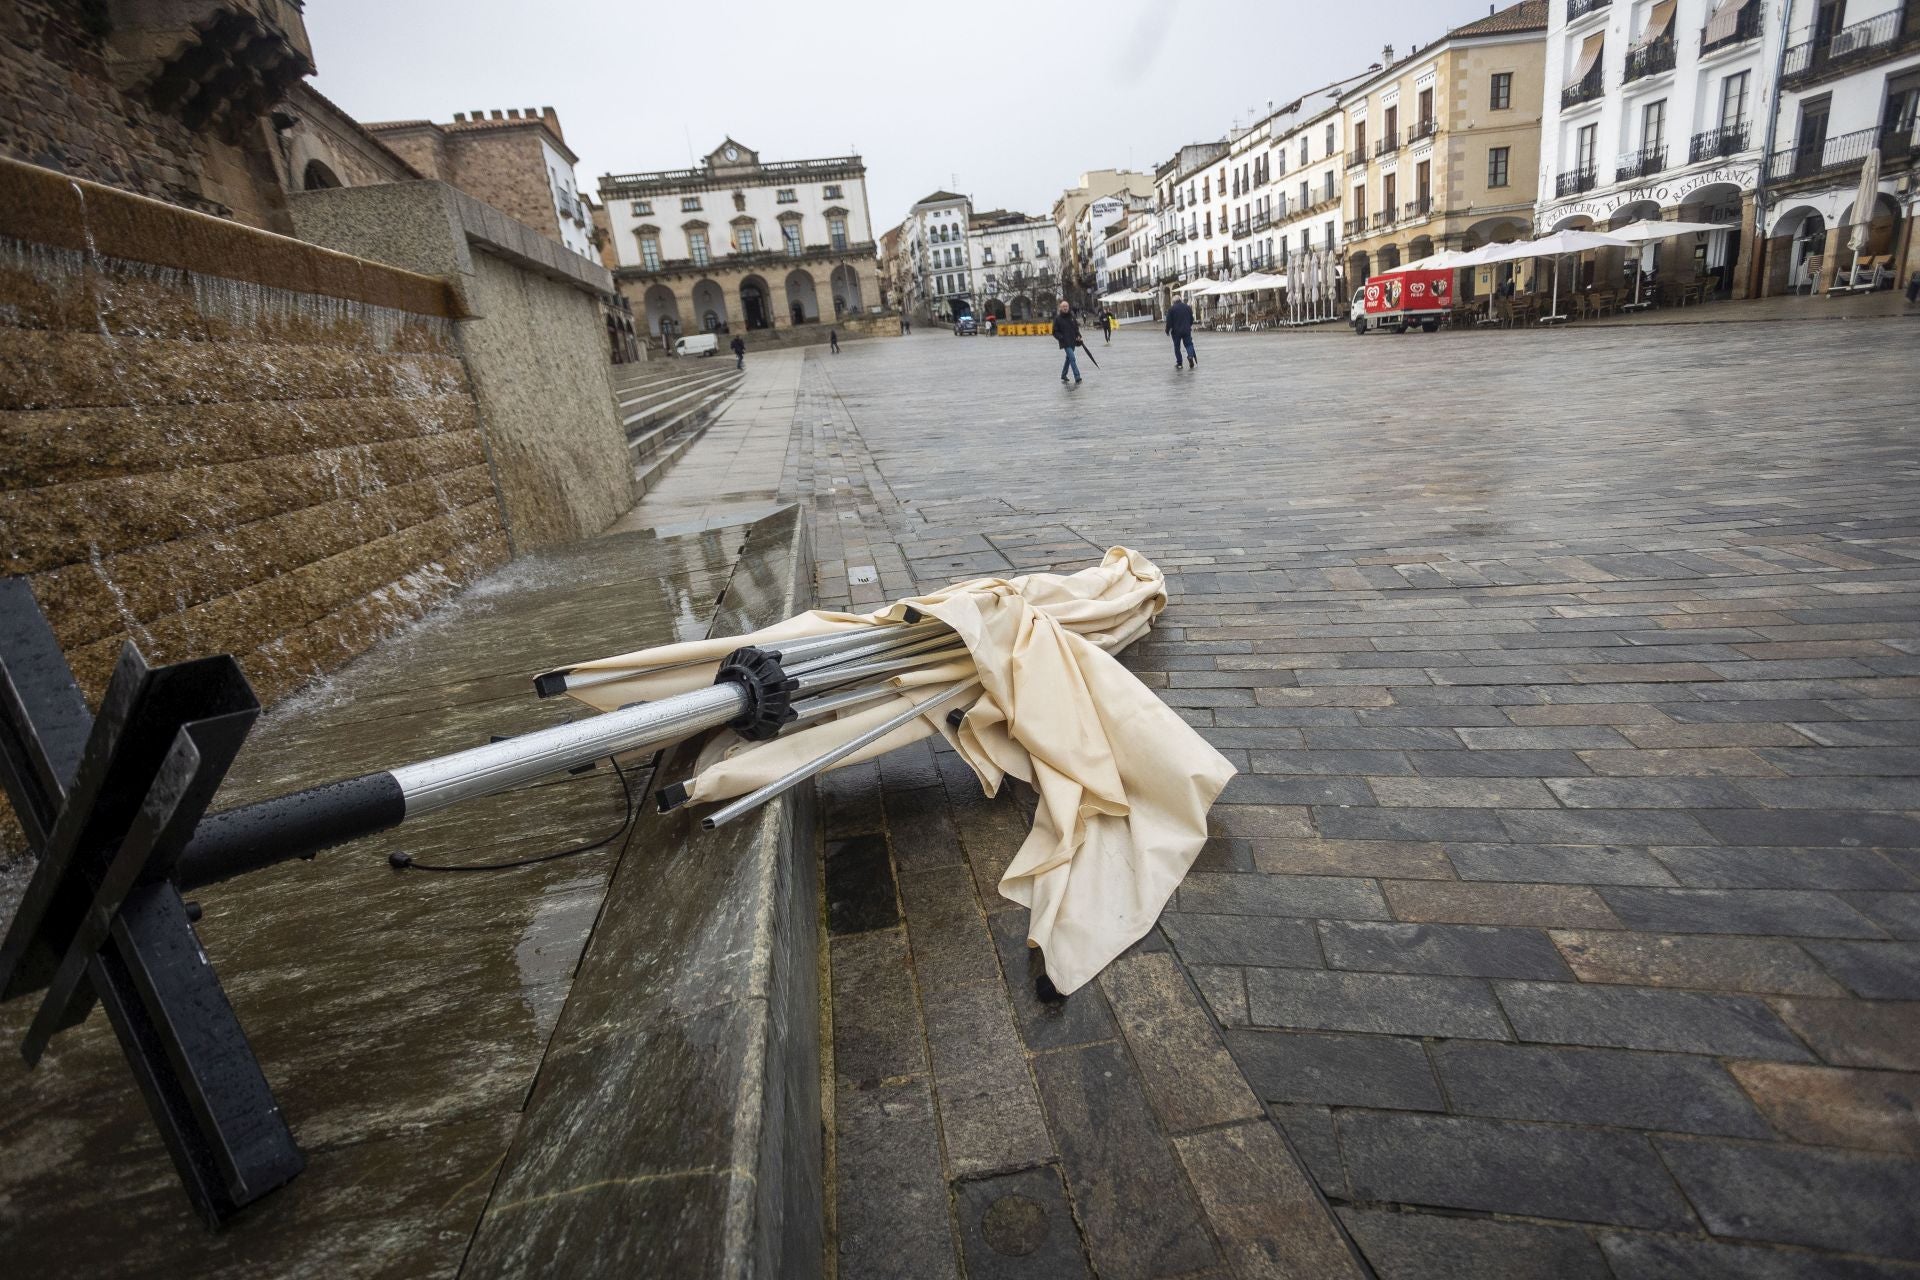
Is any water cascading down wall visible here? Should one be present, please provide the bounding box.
[0,155,511,710]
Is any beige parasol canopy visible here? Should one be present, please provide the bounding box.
[553,548,1237,994]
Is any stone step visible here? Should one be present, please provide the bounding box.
[621,378,738,440]
[631,387,736,496]
[615,368,740,416]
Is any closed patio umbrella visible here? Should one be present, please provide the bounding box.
[1838,147,1882,294]
[1607,219,1735,308]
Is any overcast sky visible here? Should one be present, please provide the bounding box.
[309,0,1511,225]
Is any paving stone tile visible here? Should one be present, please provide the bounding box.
[1248,749,1413,775]
[1246,969,1510,1039]
[1358,705,1514,727]
[898,865,1003,992]
[1551,930,1847,996]
[1654,1137,1920,1259]
[1099,951,1261,1134]
[1433,1041,1771,1137]
[1755,745,1920,774]
[1384,880,1624,928]
[1189,964,1249,1026]
[1407,748,1594,776]
[1225,1028,1443,1109]
[884,784,967,870]
[1339,1111,1695,1229]
[1620,721,1814,748]
[1733,777,1920,811]
[1728,1061,1920,1155]
[921,981,1054,1178]
[1802,941,1920,998]
[1598,1232,1920,1280]
[1774,998,1920,1070]
[1323,908,1575,978]
[1314,806,1510,843]
[1659,700,1841,724]
[879,737,944,790]
[1649,845,1916,890]
[1268,1103,1349,1198]
[1175,872,1391,919]
[1599,887,1885,938]
[836,1079,959,1280]
[1577,748,1788,776]
[1840,891,1920,940]
[1249,837,1456,879]
[1505,702,1675,726]
[1303,726,1469,750]
[1446,841,1677,885]
[1458,725,1634,749]
[832,929,929,1086]
[951,1165,1093,1280]
[985,910,1119,1051]
[1173,1121,1366,1280]
[1545,777,1755,808]
[1159,912,1322,969]
[822,759,886,837]
[1028,1041,1219,1280]
[1206,802,1316,837]
[1219,774,1377,806]
[1367,776,1559,807]
[1340,1207,1612,1280]
[826,833,900,935]
[1494,980,1812,1060]
[1498,808,1719,845]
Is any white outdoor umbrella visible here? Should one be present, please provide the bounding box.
[1607,219,1736,307]
[1841,147,1882,293]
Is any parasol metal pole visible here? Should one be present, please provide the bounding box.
[701,679,979,830]
[791,645,972,696]
[536,618,949,698]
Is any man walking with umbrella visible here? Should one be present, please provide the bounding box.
[1052,300,1084,385]
[1166,294,1197,369]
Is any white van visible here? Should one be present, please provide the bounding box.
[675,333,718,358]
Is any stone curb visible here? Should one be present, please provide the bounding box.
[463,504,821,1279]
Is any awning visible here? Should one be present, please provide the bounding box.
[1214,272,1288,294]
[1569,31,1604,84]
[1636,0,1675,44]
[1606,218,1738,243]
[1702,0,1744,45]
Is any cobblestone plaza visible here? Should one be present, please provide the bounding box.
[782,318,1920,1279]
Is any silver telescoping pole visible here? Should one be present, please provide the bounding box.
[544,620,951,697]
[701,679,979,830]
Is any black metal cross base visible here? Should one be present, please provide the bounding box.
[0,580,304,1227]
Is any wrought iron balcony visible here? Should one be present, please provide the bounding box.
[1616,144,1669,181]
[1783,8,1915,87]
[1231,220,1251,240]
[1371,210,1392,229]
[1407,119,1437,144]
[1768,124,1917,184]
[1700,0,1760,54]
[1556,168,1599,197]
[1562,65,1604,110]
[1253,210,1272,230]
[1624,34,1676,83]
[1403,197,1433,220]
[1346,148,1370,169]
[1375,135,1400,158]
[1689,121,1750,163]
[1344,217,1368,237]
[1567,0,1610,21]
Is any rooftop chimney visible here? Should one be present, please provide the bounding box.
[507,108,520,119]
[452,112,466,122]
[1383,44,1394,62]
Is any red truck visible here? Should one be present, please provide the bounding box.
[1350,266,1453,334]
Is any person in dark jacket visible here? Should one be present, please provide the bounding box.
[829,328,840,353]
[731,335,746,369]
[1165,297,1196,369]
[1101,309,1115,343]
[1051,300,1083,384]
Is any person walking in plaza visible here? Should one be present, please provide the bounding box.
[829,328,840,354]
[1166,296,1196,369]
[1101,309,1115,344]
[1052,300,1083,385]
[731,334,746,370]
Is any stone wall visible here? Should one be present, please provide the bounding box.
[0,155,510,707]
[289,180,636,550]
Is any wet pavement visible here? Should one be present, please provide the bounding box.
[0,522,744,1276]
[797,317,1920,1278]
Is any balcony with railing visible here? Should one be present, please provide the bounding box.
[1616,143,1669,181]
[1346,148,1370,170]
[1689,120,1751,163]
[1768,124,1917,185]
[1231,219,1251,240]
[1344,216,1368,237]
[1253,210,1272,230]
[1699,0,1760,54]
[1556,168,1599,196]
[1375,135,1400,158]
[1371,210,1393,230]
[1624,34,1676,83]
[1403,196,1433,221]
[1567,0,1610,21]
[1407,119,1437,145]
[1783,7,1918,88]
[1562,63,1605,110]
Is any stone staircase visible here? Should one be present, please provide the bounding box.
[610,359,742,496]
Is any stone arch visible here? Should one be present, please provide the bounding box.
[1838,191,1901,257]
[301,159,342,190]
[1010,295,1032,320]
[692,278,727,331]
[1034,288,1057,315]
[1347,250,1371,284]
[643,284,681,339]
[785,269,820,324]
[1768,204,1828,294]
[831,264,863,316]
[983,296,1006,319]
[1379,244,1402,271]
[739,274,772,329]
[1408,235,1436,261]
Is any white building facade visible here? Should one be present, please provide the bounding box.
[901,190,973,322]
[1760,0,1919,294]
[599,138,877,337]
[966,211,1058,319]
[1536,0,1784,295]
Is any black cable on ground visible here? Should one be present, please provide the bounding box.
[387,757,637,873]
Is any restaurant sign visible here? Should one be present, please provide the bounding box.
[1539,161,1757,229]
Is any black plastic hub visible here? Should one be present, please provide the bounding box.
[714,646,799,741]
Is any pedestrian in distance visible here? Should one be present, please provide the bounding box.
[1101,309,1115,344]
[731,335,746,370]
[1165,296,1197,369]
[903,316,912,335]
[829,328,840,354]
[1052,300,1083,385]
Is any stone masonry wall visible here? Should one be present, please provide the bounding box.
[0,155,510,709]
[446,128,562,247]
[0,0,289,230]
